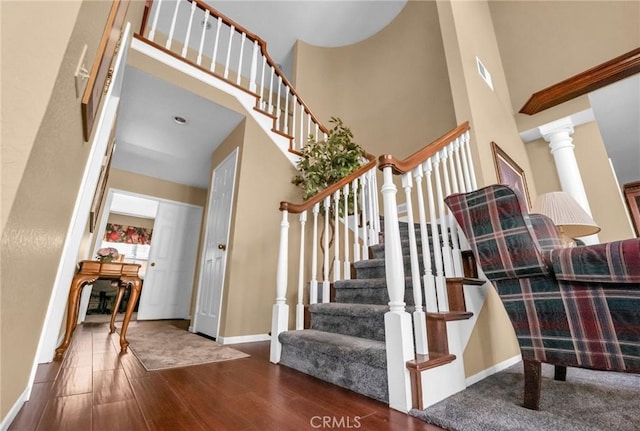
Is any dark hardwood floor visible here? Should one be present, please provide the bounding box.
[9,320,444,430]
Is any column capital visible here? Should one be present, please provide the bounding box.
[538,118,574,142]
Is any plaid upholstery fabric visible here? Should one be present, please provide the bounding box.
[445,184,640,372]
[550,239,640,283]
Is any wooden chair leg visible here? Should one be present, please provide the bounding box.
[523,359,541,410]
[554,365,567,381]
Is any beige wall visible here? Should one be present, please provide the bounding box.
[1,1,83,233]
[293,0,457,159]
[107,169,207,207]
[1,0,113,418]
[437,0,528,371]
[107,213,155,230]
[217,120,302,337]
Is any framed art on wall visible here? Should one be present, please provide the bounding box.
[491,141,531,208]
[89,138,116,233]
[623,181,640,236]
[81,0,129,142]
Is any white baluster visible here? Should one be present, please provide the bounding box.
[224,25,235,79]
[196,9,210,66]
[148,0,163,41]
[290,99,297,147]
[323,196,330,303]
[441,148,462,277]
[446,144,463,276]
[270,210,289,363]
[276,76,282,129]
[308,114,312,141]
[464,131,477,190]
[460,132,473,192]
[402,173,428,355]
[433,153,451,311]
[453,138,467,193]
[284,90,290,135]
[259,56,266,109]
[299,104,305,150]
[181,0,197,57]
[268,66,274,114]
[371,170,381,242]
[367,170,376,246]
[310,203,320,305]
[210,17,222,73]
[425,159,447,312]
[343,184,350,280]
[296,211,307,330]
[165,0,181,50]
[414,165,437,313]
[249,40,259,92]
[352,178,361,262]
[236,32,246,85]
[381,166,414,412]
[360,173,369,259]
[333,189,341,282]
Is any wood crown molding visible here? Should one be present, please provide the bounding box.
[520,47,640,115]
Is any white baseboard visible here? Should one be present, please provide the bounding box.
[217,334,271,344]
[465,354,522,386]
[1,385,29,431]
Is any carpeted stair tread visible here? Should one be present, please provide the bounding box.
[279,329,389,402]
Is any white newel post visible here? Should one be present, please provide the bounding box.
[381,166,415,412]
[296,211,307,330]
[270,210,290,363]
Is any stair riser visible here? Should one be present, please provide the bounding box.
[311,312,385,342]
[334,286,415,306]
[354,259,427,280]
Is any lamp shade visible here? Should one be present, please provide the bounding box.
[532,192,601,238]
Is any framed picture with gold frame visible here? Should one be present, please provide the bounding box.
[623,181,640,237]
[491,141,531,208]
[81,0,129,142]
[89,138,116,233]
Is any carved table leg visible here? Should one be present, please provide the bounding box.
[109,281,125,334]
[54,274,96,360]
[118,276,142,353]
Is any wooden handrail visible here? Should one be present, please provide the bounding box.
[520,47,640,115]
[138,0,328,135]
[378,122,470,175]
[280,153,377,213]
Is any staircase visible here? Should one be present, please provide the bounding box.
[279,220,483,406]
[134,0,487,413]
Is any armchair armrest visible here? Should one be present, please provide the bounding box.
[550,238,640,283]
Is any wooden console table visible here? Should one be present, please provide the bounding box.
[55,260,142,360]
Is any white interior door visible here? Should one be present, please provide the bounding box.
[137,201,203,320]
[194,148,238,338]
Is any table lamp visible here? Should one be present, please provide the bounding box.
[532,191,601,247]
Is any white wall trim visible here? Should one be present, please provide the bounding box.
[216,334,271,344]
[0,386,29,431]
[465,353,522,386]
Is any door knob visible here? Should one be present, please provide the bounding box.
[218,244,226,251]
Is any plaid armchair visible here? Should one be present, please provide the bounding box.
[445,184,640,410]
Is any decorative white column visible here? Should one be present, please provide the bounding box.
[538,118,599,244]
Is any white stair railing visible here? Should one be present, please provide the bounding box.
[140,0,326,155]
[378,122,478,410]
[270,155,379,363]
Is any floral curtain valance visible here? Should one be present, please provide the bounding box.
[103,223,153,245]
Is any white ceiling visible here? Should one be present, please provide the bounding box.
[113,0,638,190]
